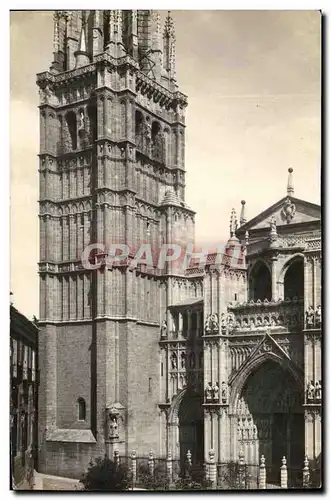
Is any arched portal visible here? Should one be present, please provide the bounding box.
[249,261,272,301]
[234,359,304,481]
[176,390,204,470]
[284,258,304,299]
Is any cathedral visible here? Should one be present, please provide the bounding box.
[37,10,321,480]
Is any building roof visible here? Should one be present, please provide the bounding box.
[169,297,203,308]
[10,305,39,345]
[236,195,321,237]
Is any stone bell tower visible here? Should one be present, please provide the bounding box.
[37,10,195,477]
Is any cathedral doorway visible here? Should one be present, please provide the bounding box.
[178,390,204,471]
[235,359,304,482]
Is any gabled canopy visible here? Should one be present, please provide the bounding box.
[236,195,321,237]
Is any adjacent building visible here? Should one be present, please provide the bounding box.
[10,304,38,488]
[36,10,321,482]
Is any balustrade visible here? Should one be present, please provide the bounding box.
[218,298,304,334]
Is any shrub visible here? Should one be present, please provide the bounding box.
[80,456,130,491]
[136,463,169,490]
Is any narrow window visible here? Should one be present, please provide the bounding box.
[148,377,152,393]
[66,111,77,150]
[78,398,86,421]
[234,293,238,301]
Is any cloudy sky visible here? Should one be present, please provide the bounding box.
[10,10,321,318]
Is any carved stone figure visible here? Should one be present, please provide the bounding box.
[221,382,228,404]
[315,305,321,326]
[306,306,315,328]
[315,380,321,400]
[307,380,315,401]
[108,415,119,439]
[212,382,219,402]
[161,320,167,338]
[205,382,213,402]
[204,314,212,334]
[282,197,296,224]
[211,313,219,332]
[227,313,234,327]
[144,120,152,152]
[269,216,277,235]
[79,110,85,130]
[253,424,258,440]
[170,352,177,370]
[180,352,186,369]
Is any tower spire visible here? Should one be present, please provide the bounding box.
[287,167,294,196]
[229,208,238,238]
[163,11,176,81]
[106,10,125,57]
[74,14,90,68]
[239,200,247,226]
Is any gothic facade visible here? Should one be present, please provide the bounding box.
[37,10,321,479]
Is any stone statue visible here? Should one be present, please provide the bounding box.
[307,380,315,401]
[211,313,219,332]
[221,313,227,328]
[79,110,85,130]
[180,352,186,369]
[306,306,315,328]
[282,197,296,224]
[227,313,234,327]
[205,382,213,402]
[108,415,119,439]
[269,216,277,233]
[315,380,321,400]
[221,382,228,404]
[204,314,212,334]
[170,353,177,370]
[212,382,219,402]
[161,320,167,338]
[144,120,152,152]
[253,424,258,440]
[315,305,321,326]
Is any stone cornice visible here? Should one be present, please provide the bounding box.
[37,64,96,87]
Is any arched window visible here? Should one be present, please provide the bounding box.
[77,397,86,421]
[249,261,272,301]
[87,104,97,143]
[65,111,77,150]
[151,121,165,163]
[284,258,304,299]
[135,110,144,150]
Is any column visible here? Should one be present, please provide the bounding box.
[315,411,321,461]
[313,257,317,309]
[271,256,277,301]
[187,311,191,337]
[196,310,201,336]
[305,410,315,460]
[178,312,183,336]
[304,257,310,312]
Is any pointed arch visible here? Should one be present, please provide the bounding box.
[229,351,304,410]
[278,253,305,300]
[248,259,272,301]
